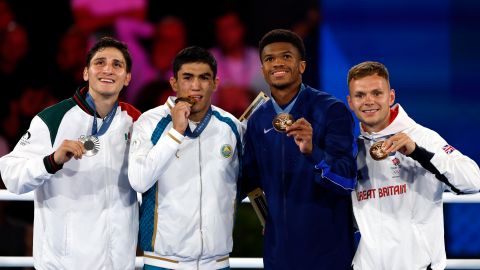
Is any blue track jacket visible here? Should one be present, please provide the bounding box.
[241,85,357,270]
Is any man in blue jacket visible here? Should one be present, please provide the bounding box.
[241,29,357,270]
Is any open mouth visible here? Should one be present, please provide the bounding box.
[99,78,114,83]
[362,108,379,115]
[272,70,288,78]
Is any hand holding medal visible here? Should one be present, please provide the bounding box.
[371,133,416,160]
[172,96,196,135]
[53,139,87,165]
[270,85,312,153]
[284,117,313,154]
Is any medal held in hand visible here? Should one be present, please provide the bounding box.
[272,113,295,132]
[79,135,100,157]
[369,141,388,160]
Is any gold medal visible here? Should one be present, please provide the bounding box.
[369,141,388,160]
[79,135,100,157]
[272,113,294,132]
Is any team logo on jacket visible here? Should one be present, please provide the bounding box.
[390,157,400,178]
[442,144,455,154]
[124,132,131,143]
[19,131,31,146]
[392,157,400,166]
[220,144,233,158]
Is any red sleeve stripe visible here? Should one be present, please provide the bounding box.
[43,152,63,174]
[119,102,141,121]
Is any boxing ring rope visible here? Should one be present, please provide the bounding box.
[1,190,480,268]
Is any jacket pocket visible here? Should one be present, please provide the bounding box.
[412,224,432,264]
[46,211,71,257]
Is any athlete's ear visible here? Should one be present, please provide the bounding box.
[389,89,395,106]
[124,72,131,86]
[83,67,88,81]
[299,61,306,74]
[213,77,219,92]
[347,95,353,110]
[170,77,178,93]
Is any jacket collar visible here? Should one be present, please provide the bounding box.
[72,87,97,116]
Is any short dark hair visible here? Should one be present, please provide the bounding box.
[172,46,217,79]
[86,37,132,72]
[258,29,306,61]
[347,61,389,86]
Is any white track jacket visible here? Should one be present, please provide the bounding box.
[128,97,243,269]
[352,104,480,270]
[0,88,140,270]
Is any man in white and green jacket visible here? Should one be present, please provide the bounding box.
[0,37,140,270]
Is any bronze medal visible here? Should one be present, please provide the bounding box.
[79,135,100,157]
[272,113,294,132]
[369,140,388,160]
[175,96,196,106]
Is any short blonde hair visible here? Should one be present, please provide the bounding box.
[347,61,389,86]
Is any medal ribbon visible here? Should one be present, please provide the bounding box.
[85,93,118,137]
[271,84,305,114]
[184,107,213,138]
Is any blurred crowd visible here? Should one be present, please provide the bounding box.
[0,0,318,265]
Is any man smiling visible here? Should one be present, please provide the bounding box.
[0,37,140,269]
[347,61,480,270]
[240,29,357,270]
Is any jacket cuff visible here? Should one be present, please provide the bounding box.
[314,160,356,195]
[305,144,324,164]
[43,153,63,174]
[167,127,184,144]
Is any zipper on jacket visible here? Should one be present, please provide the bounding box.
[281,135,288,242]
[197,136,204,269]
[103,134,113,267]
[368,137,385,270]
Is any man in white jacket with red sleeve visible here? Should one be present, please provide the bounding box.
[347,61,480,270]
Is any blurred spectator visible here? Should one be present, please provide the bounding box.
[70,0,147,44]
[209,11,267,117]
[134,80,174,113]
[2,83,57,148]
[0,23,28,78]
[0,16,33,259]
[50,26,88,101]
[291,6,320,87]
[116,16,187,104]
[0,21,30,121]
[241,0,320,87]
[0,0,14,32]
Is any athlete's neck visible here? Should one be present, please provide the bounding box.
[271,83,301,106]
[189,104,211,123]
[88,91,118,118]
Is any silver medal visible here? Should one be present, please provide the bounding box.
[79,135,100,157]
